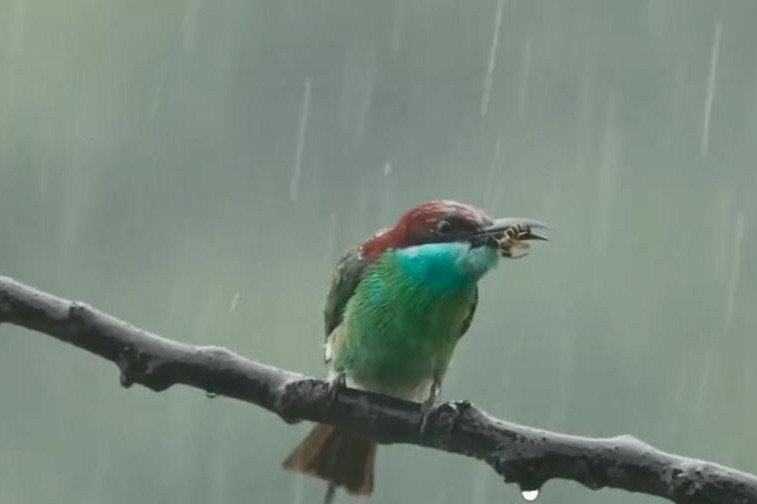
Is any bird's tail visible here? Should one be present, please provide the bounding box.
[282,423,376,501]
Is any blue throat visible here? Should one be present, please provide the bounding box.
[394,242,499,292]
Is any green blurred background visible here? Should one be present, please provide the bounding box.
[1,1,756,503]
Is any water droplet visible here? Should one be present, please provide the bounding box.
[521,489,539,501]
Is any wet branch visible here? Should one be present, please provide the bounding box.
[1,275,756,504]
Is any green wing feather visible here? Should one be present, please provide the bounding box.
[323,249,369,339]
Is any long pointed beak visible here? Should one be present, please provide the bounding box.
[476,217,550,241]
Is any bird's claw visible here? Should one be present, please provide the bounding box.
[419,378,441,434]
[329,372,346,405]
[419,397,436,433]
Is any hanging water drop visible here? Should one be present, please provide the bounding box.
[521,489,539,501]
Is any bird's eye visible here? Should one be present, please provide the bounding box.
[436,219,452,235]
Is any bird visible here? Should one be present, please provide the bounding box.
[282,200,547,502]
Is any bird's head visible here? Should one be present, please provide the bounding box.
[361,200,548,261]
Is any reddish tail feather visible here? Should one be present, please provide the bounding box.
[282,424,376,500]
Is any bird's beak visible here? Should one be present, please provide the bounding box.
[476,217,550,241]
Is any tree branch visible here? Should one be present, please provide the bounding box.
[1,275,755,503]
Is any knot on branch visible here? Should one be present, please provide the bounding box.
[669,462,708,500]
[495,452,546,491]
[67,301,97,342]
[276,378,329,424]
[117,344,168,391]
[428,400,475,442]
[195,345,235,394]
[68,301,92,324]
[491,431,553,492]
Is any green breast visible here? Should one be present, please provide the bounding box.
[333,245,479,389]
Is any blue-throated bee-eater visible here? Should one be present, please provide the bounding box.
[283,200,547,501]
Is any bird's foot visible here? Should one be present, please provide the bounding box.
[419,379,441,434]
[328,372,346,405]
[419,396,436,433]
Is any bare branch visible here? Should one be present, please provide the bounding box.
[1,275,755,504]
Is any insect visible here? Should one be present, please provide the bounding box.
[497,223,538,258]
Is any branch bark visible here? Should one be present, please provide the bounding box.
[1,275,755,504]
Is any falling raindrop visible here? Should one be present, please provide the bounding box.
[483,139,501,208]
[700,20,722,157]
[229,292,241,313]
[290,76,312,202]
[518,37,532,119]
[724,212,745,332]
[480,0,504,117]
[521,489,540,501]
[324,211,338,264]
[8,0,27,58]
[150,60,168,120]
[391,1,405,55]
[591,96,621,254]
[182,0,204,52]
